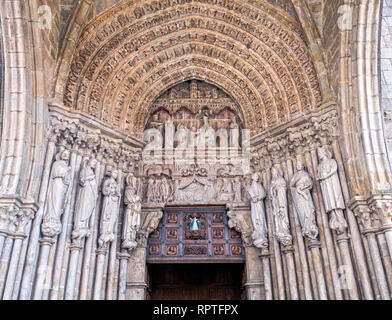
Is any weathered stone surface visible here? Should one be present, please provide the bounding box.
[0,0,391,301]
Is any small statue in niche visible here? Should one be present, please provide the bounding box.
[122,173,141,250]
[146,178,156,203]
[42,149,72,238]
[290,161,319,240]
[72,158,99,243]
[98,169,121,249]
[229,119,240,148]
[159,177,173,203]
[233,177,243,202]
[247,173,268,249]
[219,177,234,201]
[317,146,347,234]
[270,167,292,246]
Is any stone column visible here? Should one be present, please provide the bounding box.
[19,139,56,300]
[64,243,84,300]
[3,209,35,300]
[125,247,148,300]
[243,246,265,300]
[259,249,272,300]
[118,250,131,300]
[308,240,328,300]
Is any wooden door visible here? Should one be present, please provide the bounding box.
[148,264,244,300]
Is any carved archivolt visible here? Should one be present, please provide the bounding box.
[61,0,322,137]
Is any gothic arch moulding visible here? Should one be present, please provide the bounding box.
[55,0,324,137]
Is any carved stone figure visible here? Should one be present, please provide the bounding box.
[219,178,234,201]
[196,112,215,147]
[317,147,347,234]
[229,119,240,148]
[146,178,155,203]
[233,177,243,202]
[227,210,253,246]
[122,173,142,251]
[270,167,292,246]
[159,177,173,203]
[98,169,121,249]
[247,173,268,248]
[42,150,72,238]
[72,158,99,244]
[290,161,319,240]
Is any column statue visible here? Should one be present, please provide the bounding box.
[122,173,141,251]
[290,161,319,240]
[98,169,121,249]
[270,167,292,246]
[72,158,98,243]
[247,173,268,249]
[41,149,72,238]
[317,146,347,234]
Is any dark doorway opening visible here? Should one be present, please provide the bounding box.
[148,263,245,300]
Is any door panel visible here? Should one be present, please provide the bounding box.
[148,264,244,300]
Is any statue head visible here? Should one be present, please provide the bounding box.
[318,146,332,161]
[251,173,260,182]
[111,169,119,180]
[88,158,98,169]
[271,167,283,179]
[60,149,70,161]
[296,161,306,171]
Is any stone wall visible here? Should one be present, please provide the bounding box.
[322,0,344,97]
[381,0,392,160]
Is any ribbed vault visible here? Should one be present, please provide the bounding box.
[59,0,322,136]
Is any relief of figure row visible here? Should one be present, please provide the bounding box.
[145,174,247,204]
[247,146,347,248]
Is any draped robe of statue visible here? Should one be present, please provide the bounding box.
[42,151,71,237]
[290,167,319,240]
[72,159,98,241]
[317,148,347,234]
[159,178,172,203]
[98,172,120,249]
[247,176,268,248]
[233,177,242,203]
[270,169,292,246]
[122,174,141,250]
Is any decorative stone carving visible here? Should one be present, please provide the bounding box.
[145,175,174,204]
[41,150,72,238]
[270,167,292,246]
[233,177,243,203]
[122,173,142,251]
[317,146,347,234]
[247,173,268,249]
[227,210,253,247]
[159,178,173,203]
[138,210,164,247]
[72,158,99,245]
[98,169,121,249]
[290,161,319,240]
[63,1,322,136]
[218,178,234,202]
